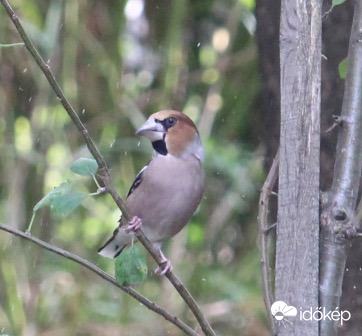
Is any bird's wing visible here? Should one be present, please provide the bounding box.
[98,164,148,258]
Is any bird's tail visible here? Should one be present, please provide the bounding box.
[98,227,133,258]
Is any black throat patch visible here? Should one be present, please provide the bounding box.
[152,139,167,155]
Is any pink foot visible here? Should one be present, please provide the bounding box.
[125,216,142,233]
[155,259,173,276]
[154,250,173,276]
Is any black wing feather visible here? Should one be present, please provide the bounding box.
[126,165,148,198]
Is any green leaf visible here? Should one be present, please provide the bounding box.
[33,182,87,216]
[28,182,87,232]
[115,246,148,286]
[332,0,346,6]
[33,182,71,211]
[51,191,87,216]
[70,158,98,176]
[338,58,348,79]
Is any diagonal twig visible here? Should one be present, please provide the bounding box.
[0,223,199,336]
[0,1,216,335]
[258,149,279,336]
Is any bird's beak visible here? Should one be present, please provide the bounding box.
[136,117,165,142]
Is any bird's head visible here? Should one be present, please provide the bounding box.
[136,110,204,161]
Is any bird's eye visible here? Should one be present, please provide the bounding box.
[165,117,177,128]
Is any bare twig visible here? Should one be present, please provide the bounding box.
[0,41,24,47]
[258,149,279,336]
[325,115,346,133]
[0,1,216,335]
[320,1,362,335]
[0,223,199,336]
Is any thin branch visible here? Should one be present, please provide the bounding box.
[0,1,216,335]
[328,1,362,210]
[258,149,279,336]
[0,41,24,47]
[320,1,362,335]
[0,223,199,336]
[325,115,346,133]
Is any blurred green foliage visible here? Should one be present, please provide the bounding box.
[0,0,269,335]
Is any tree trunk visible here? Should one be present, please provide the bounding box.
[276,1,321,335]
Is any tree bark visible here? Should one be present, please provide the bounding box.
[276,1,321,335]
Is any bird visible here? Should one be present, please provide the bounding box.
[98,110,205,275]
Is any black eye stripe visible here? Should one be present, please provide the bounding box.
[155,117,177,130]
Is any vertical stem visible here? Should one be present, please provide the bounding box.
[258,149,279,335]
[320,1,362,335]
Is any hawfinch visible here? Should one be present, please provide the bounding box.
[98,110,205,275]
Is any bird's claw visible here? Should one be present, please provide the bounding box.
[155,258,173,276]
[125,216,143,233]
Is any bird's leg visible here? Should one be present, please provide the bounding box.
[154,246,173,276]
[125,216,143,233]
